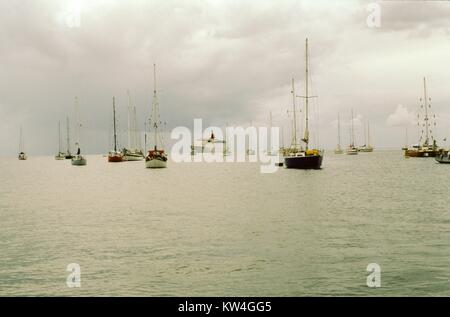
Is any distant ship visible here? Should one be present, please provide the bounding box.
[404,77,440,157]
[145,63,168,168]
[334,113,343,154]
[346,109,358,155]
[284,38,324,169]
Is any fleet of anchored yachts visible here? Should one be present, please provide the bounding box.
[13,39,450,169]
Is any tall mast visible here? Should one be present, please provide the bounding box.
[337,113,341,148]
[134,107,139,150]
[152,63,159,150]
[351,109,355,147]
[423,77,429,146]
[19,126,23,152]
[66,116,71,155]
[113,97,118,152]
[127,90,132,149]
[74,96,80,149]
[291,78,297,148]
[58,121,61,153]
[304,38,310,151]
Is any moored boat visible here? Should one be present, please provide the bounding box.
[108,97,124,163]
[334,113,343,154]
[283,39,323,170]
[18,126,27,160]
[404,77,440,157]
[435,150,450,163]
[346,109,359,155]
[71,97,87,166]
[145,63,168,168]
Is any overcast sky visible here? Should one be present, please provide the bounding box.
[1,0,450,155]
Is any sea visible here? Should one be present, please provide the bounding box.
[0,150,449,296]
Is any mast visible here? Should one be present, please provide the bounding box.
[304,38,310,151]
[337,113,341,148]
[66,116,71,155]
[296,38,317,151]
[19,126,23,153]
[113,97,118,152]
[351,109,355,147]
[58,121,62,153]
[127,90,132,149]
[74,96,80,151]
[423,77,429,146]
[152,63,159,150]
[291,78,297,148]
[134,106,139,151]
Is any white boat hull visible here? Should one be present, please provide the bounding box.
[124,155,143,161]
[145,159,167,168]
[71,156,87,166]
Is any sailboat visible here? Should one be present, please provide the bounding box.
[334,114,343,154]
[123,91,144,161]
[55,121,66,160]
[405,77,440,157]
[18,126,27,160]
[71,97,87,166]
[284,38,324,169]
[246,120,256,156]
[346,109,358,155]
[108,97,124,163]
[65,116,74,159]
[145,63,168,168]
[358,121,374,152]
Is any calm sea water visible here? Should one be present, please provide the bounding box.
[0,151,449,296]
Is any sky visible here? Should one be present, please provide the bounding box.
[1,0,450,155]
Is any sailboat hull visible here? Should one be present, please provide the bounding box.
[108,155,124,163]
[123,153,144,161]
[145,159,167,168]
[284,154,323,169]
[71,156,87,166]
[405,149,438,157]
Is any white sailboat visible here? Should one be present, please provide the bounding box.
[71,97,87,166]
[123,90,144,161]
[145,63,168,168]
[55,121,66,160]
[18,126,27,160]
[346,109,358,155]
[334,113,343,154]
[65,116,73,159]
[108,97,124,163]
[358,120,374,152]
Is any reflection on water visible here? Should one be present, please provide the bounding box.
[0,151,449,296]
